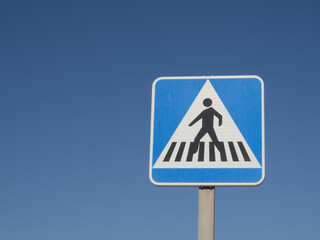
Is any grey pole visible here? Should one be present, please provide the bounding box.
[198,186,215,240]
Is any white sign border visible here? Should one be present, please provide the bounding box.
[149,75,265,187]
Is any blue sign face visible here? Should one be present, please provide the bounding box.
[149,76,265,186]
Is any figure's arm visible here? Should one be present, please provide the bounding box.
[189,113,202,126]
[214,110,223,126]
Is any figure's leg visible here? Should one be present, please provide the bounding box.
[194,128,207,143]
[208,129,227,161]
[208,129,219,143]
[187,128,207,162]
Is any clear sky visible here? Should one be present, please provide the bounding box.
[1,0,319,239]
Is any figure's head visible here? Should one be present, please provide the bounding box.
[203,98,212,107]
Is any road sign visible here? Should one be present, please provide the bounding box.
[149,76,265,186]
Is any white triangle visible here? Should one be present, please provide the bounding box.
[153,80,261,169]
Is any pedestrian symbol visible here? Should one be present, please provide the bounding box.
[149,76,265,186]
[188,97,223,162]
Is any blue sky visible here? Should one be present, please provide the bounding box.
[0,0,319,239]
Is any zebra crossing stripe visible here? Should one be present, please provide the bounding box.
[164,142,176,162]
[198,142,205,162]
[175,142,186,162]
[186,142,196,162]
[228,142,239,162]
[238,141,251,162]
[209,142,215,162]
[219,142,227,162]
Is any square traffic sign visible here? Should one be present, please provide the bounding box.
[149,76,265,186]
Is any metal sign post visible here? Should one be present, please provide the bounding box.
[198,187,215,240]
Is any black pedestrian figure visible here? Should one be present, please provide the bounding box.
[189,98,222,144]
[187,98,226,161]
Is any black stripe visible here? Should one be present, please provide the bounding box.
[228,142,239,162]
[163,142,177,162]
[238,142,251,162]
[209,142,215,162]
[187,142,197,162]
[218,142,227,162]
[175,142,186,162]
[198,142,205,162]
